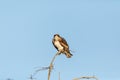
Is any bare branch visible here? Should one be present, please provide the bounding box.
[73,76,99,80]
[48,51,60,80]
[29,66,50,80]
[58,72,61,80]
[28,75,36,80]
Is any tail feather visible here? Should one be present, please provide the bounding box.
[65,51,73,58]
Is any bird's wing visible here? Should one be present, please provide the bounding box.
[60,37,69,49]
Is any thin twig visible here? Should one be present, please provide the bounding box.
[48,51,60,80]
[30,66,49,79]
[29,75,36,80]
[73,76,99,80]
[59,72,61,80]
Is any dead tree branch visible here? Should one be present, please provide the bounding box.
[58,72,61,80]
[29,66,49,80]
[48,51,60,80]
[73,76,99,80]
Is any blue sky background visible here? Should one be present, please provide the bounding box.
[0,0,120,80]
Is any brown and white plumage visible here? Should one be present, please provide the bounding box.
[52,34,73,58]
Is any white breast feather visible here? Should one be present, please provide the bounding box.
[54,41,63,51]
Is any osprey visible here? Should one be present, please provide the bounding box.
[52,34,73,58]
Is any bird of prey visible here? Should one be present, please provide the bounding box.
[52,34,73,58]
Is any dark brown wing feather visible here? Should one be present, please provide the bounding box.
[60,36,73,58]
[59,37,69,49]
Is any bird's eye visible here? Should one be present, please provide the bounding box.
[54,34,56,36]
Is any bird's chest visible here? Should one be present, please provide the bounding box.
[54,41,63,50]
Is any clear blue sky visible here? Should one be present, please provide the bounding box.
[0,0,120,80]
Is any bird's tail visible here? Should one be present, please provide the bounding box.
[65,51,73,58]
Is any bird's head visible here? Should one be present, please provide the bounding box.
[54,34,60,37]
[54,34,61,40]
